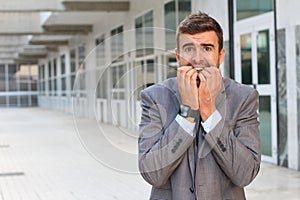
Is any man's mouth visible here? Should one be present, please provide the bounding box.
[194,67,203,72]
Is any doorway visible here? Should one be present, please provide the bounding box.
[235,13,277,164]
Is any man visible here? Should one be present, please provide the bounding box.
[138,11,261,200]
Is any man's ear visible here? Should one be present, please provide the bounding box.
[175,48,181,65]
[219,48,226,64]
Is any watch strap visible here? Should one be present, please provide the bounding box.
[188,108,200,119]
[179,104,199,119]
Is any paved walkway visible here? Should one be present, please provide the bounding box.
[0,108,299,200]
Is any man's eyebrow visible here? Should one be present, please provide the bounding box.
[182,42,195,49]
[200,43,215,48]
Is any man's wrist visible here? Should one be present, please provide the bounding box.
[185,116,196,123]
[200,106,216,122]
[179,104,200,120]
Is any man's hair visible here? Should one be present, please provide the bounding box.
[176,11,224,52]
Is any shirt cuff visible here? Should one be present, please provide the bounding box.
[201,110,222,133]
[175,114,195,136]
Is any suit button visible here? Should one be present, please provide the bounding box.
[217,138,222,145]
[189,187,194,193]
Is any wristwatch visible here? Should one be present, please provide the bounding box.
[179,104,199,119]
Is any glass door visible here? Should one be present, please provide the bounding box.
[235,13,277,164]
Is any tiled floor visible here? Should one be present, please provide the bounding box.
[0,108,299,200]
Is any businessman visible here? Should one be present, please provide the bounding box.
[138,11,261,199]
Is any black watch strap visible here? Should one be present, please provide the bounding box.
[179,104,199,119]
[188,108,199,119]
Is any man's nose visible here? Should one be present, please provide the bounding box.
[192,48,207,65]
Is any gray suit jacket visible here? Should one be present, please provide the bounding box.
[138,77,261,200]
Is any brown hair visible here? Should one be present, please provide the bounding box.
[176,11,224,52]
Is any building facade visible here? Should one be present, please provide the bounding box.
[0,0,299,171]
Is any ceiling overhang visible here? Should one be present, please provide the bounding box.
[62,1,130,11]
[0,0,130,64]
[42,24,93,35]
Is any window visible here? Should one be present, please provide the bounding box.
[0,65,6,91]
[48,61,52,95]
[257,30,270,84]
[95,34,105,68]
[39,64,45,95]
[111,26,124,62]
[53,58,57,77]
[53,58,57,96]
[111,64,125,100]
[60,55,66,75]
[95,34,107,99]
[164,0,191,50]
[70,49,76,91]
[135,10,154,57]
[78,45,85,70]
[19,65,29,92]
[60,55,67,96]
[97,68,108,99]
[48,61,52,78]
[236,0,273,20]
[78,45,86,91]
[240,33,253,84]
[8,64,18,91]
[135,59,156,100]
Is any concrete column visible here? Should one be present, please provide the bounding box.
[286,26,298,170]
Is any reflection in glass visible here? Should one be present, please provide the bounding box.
[240,33,252,84]
[277,29,288,167]
[296,25,300,170]
[259,96,272,156]
[258,30,270,84]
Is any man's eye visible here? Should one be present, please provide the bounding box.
[204,46,212,52]
[185,47,194,53]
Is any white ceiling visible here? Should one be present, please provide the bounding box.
[0,0,130,64]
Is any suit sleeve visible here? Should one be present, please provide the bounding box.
[138,88,197,188]
[204,89,261,187]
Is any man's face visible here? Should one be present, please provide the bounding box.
[175,31,225,69]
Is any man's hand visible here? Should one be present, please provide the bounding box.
[177,66,199,111]
[198,67,222,121]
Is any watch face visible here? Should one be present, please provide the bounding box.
[180,104,190,117]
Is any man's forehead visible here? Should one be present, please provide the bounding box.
[178,32,217,47]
